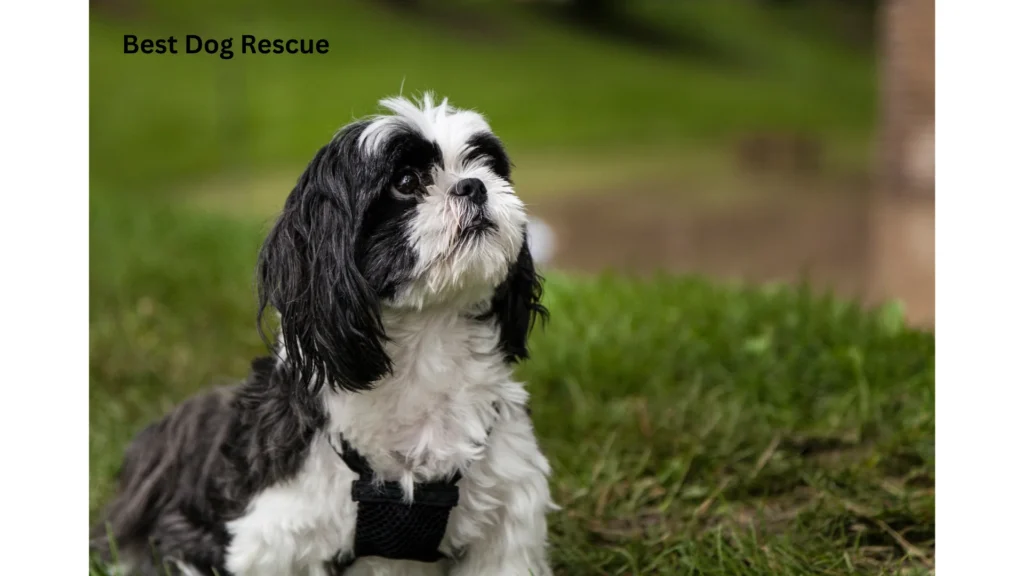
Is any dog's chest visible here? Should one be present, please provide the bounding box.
[226,312,514,575]
[324,311,513,481]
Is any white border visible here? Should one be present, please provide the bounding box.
[0,0,1016,571]
[937,0,1024,572]
[0,0,89,571]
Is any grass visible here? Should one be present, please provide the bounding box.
[528,278,933,574]
[90,191,934,575]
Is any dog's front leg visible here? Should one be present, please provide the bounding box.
[448,410,555,576]
[449,520,552,576]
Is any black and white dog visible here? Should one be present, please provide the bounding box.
[91,94,555,576]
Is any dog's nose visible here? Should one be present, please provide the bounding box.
[452,178,487,206]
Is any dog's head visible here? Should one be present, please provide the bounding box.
[256,94,546,393]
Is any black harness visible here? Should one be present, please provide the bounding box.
[331,437,463,571]
[329,402,518,572]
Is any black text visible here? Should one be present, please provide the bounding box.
[241,36,329,55]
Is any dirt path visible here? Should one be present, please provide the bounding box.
[538,189,866,296]
[530,176,901,315]
[531,171,933,327]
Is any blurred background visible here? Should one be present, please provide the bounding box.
[90,0,934,327]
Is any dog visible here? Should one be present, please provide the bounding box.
[91,94,555,576]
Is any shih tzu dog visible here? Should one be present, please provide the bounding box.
[91,94,555,576]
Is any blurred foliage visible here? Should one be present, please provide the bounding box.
[90,0,876,191]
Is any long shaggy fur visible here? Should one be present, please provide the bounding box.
[92,94,554,576]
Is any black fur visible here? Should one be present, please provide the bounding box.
[221,357,327,502]
[90,359,332,575]
[257,122,388,393]
[485,236,548,363]
[359,126,443,299]
[465,132,513,182]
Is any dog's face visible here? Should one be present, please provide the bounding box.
[357,95,528,309]
[256,95,545,393]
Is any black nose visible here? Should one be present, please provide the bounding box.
[452,178,487,206]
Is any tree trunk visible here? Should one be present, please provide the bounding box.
[869,0,935,326]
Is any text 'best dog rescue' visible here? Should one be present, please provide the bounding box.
[123,35,330,60]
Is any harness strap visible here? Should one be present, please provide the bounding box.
[329,402,508,573]
[339,437,463,505]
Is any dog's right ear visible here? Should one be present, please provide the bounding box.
[256,146,391,394]
[488,234,548,364]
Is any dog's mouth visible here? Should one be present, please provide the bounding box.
[460,217,497,237]
[456,208,497,238]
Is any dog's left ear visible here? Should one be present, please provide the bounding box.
[488,235,549,363]
[256,144,391,393]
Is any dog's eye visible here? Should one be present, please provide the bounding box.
[392,170,422,200]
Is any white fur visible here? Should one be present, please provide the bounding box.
[225,434,357,576]
[396,172,526,310]
[359,94,492,163]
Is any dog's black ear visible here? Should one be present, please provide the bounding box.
[256,151,391,393]
[489,235,548,363]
